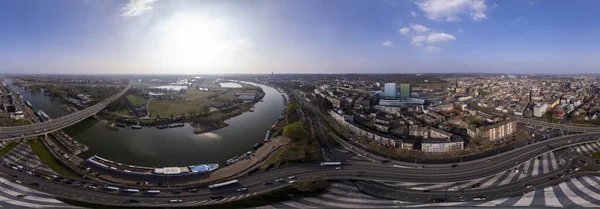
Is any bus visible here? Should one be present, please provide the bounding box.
[320,162,341,166]
[145,190,161,194]
[208,180,239,189]
[104,186,119,191]
[123,188,140,193]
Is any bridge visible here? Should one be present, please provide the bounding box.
[512,117,600,132]
[0,81,132,140]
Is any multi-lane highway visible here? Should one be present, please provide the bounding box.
[0,81,132,140]
[3,131,600,207]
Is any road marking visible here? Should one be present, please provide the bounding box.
[253,192,257,195]
[237,195,243,199]
[245,194,250,198]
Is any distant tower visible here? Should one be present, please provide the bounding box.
[271,70,273,75]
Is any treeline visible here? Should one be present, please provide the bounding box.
[26,84,124,102]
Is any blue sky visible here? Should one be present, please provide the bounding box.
[1,0,600,74]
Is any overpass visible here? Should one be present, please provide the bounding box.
[0,81,132,140]
[512,117,600,132]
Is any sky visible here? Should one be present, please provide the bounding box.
[1,0,600,74]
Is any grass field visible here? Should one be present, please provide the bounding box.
[260,147,287,170]
[127,95,148,106]
[148,88,255,117]
[0,141,18,157]
[27,139,80,178]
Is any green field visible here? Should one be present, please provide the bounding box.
[0,141,18,157]
[27,139,80,178]
[127,95,148,106]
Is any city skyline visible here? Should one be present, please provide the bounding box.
[2,0,600,74]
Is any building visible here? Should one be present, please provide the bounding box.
[399,83,411,99]
[421,137,464,152]
[533,103,547,118]
[467,119,517,141]
[383,83,397,98]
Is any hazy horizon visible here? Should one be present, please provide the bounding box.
[2,0,600,74]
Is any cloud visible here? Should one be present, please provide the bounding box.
[516,17,525,22]
[411,36,427,46]
[399,27,411,35]
[122,0,157,17]
[410,11,420,17]
[415,0,488,21]
[424,46,442,52]
[457,28,464,33]
[427,32,457,43]
[529,0,541,6]
[411,24,431,33]
[380,41,394,47]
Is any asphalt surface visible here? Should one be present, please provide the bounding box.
[0,81,132,140]
[2,131,599,207]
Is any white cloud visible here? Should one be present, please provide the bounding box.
[516,17,525,22]
[411,24,431,33]
[457,28,464,33]
[411,36,427,46]
[424,46,442,52]
[122,0,157,17]
[491,3,498,8]
[529,0,541,6]
[380,41,394,47]
[427,32,456,43]
[399,27,411,35]
[410,11,420,17]
[415,0,488,21]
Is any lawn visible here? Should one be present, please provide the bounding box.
[27,139,80,178]
[126,95,148,106]
[260,147,287,170]
[591,151,600,160]
[148,99,205,117]
[0,141,18,157]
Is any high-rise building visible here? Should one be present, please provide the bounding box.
[400,83,411,99]
[533,103,547,118]
[383,83,397,97]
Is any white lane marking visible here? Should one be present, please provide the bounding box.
[572,178,600,203]
[558,181,600,207]
[544,186,562,207]
[549,152,558,170]
[281,201,318,208]
[513,191,535,206]
[530,157,540,177]
[476,198,509,207]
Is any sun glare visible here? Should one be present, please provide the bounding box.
[159,13,229,73]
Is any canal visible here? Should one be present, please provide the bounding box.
[4,79,285,167]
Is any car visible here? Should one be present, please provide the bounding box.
[486,159,491,163]
[417,166,425,169]
[11,175,17,178]
[335,167,342,170]
[451,164,458,168]
[168,200,182,204]
[514,160,519,164]
[88,186,97,189]
[34,131,39,134]
[15,180,22,184]
[188,188,198,192]
[524,184,532,188]
[288,176,296,179]
[430,198,446,203]
[275,179,285,182]
[128,199,141,203]
[32,182,40,187]
[549,177,557,180]
[264,181,273,185]
[237,187,248,192]
[172,190,182,194]
[473,196,487,201]
[288,180,297,184]
[422,190,430,193]
[210,196,224,200]
[514,169,520,174]
[472,183,481,188]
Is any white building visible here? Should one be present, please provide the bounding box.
[383,83,397,98]
[533,103,547,118]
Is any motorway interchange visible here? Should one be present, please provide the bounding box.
[2,130,600,207]
[2,84,600,207]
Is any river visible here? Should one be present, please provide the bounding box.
[4,79,285,167]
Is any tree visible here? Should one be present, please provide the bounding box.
[292,178,329,192]
[283,121,310,142]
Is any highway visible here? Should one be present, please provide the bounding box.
[0,81,132,140]
[2,131,600,207]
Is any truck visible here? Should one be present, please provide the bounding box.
[320,162,342,166]
[208,179,239,189]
